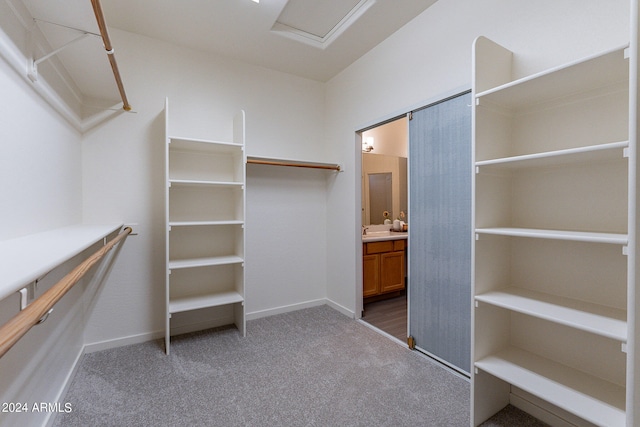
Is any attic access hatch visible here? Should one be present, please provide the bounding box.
[271,0,376,49]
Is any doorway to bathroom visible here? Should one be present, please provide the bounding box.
[358,89,472,375]
[360,116,409,343]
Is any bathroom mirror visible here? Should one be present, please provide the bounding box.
[368,172,392,224]
[361,116,408,226]
[362,152,407,225]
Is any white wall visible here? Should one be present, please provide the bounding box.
[246,165,329,318]
[362,118,408,158]
[81,29,329,346]
[0,7,92,425]
[0,47,82,241]
[324,0,630,314]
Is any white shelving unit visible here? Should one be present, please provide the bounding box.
[472,36,634,426]
[164,99,246,354]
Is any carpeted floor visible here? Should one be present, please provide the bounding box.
[53,305,545,426]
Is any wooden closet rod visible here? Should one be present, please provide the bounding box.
[0,227,132,359]
[90,0,132,111]
[247,158,341,171]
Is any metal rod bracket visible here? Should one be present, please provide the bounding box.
[28,32,92,82]
[18,282,52,325]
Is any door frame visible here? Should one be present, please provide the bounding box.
[355,116,406,321]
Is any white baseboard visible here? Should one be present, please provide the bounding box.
[246,298,328,320]
[325,298,355,318]
[44,347,85,427]
[82,299,357,353]
[83,330,164,354]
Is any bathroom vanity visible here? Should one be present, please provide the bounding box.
[362,230,407,299]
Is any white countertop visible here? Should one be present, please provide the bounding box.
[362,231,408,242]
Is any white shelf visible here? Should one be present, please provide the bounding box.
[475,287,627,342]
[476,45,628,110]
[168,255,243,270]
[0,224,123,302]
[169,290,244,314]
[476,141,628,170]
[475,227,628,245]
[168,136,243,152]
[475,347,626,427]
[169,179,243,188]
[169,220,244,227]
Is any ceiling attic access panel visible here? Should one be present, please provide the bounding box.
[271,0,376,48]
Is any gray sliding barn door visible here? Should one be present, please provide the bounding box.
[408,91,471,375]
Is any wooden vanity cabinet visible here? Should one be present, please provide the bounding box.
[363,239,406,298]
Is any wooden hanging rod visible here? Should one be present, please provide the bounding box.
[247,156,341,171]
[90,0,132,111]
[0,227,132,359]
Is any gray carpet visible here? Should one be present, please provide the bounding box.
[53,305,542,426]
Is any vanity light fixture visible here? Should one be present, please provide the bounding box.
[362,136,374,152]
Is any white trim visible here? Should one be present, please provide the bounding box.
[355,84,472,133]
[325,298,355,318]
[271,0,376,50]
[246,298,329,320]
[44,346,85,427]
[82,300,355,354]
[415,344,471,378]
[83,330,164,354]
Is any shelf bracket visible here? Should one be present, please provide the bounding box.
[623,245,629,256]
[18,283,34,311]
[622,343,627,353]
[28,32,93,82]
[18,281,53,325]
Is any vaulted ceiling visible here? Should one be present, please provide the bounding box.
[15,0,436,105]
[100,0,437,82]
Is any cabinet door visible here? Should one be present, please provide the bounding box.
[380,251,405,293]
[363,254,380,297]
